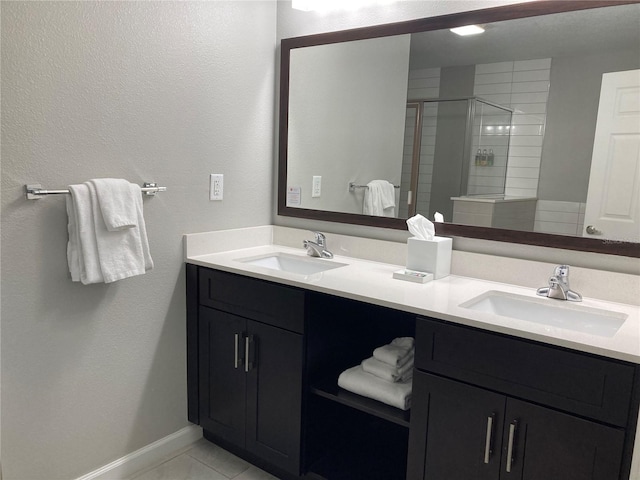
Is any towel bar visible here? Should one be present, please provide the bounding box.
[348,181,400,193]
[25,182,167,200]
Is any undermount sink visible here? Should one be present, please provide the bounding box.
[236,252,347,276]
[460,290,627,337]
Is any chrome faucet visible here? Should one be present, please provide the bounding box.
[303,231,333,259]
[536,265,582,302]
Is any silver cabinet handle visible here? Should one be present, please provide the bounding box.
[234,333,240,369]
[586,225,602,235]
[244,335,251,373]
[506,420,517,473]
[483,414,495,464]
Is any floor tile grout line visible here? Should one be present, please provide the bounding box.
[185,453,238,479]
[126,450,192,480]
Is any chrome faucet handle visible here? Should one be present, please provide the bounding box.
[312,231,326,246]
[554,265,570,281]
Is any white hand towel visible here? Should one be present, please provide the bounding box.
[90,178,138,231]
[373,337,415,367]
[66,193,81,282]
[87,181,149,283]
[131,183,154,274]
[361,356,414,383]
[363,180,396,217]
[67,184,104,284]
[338,365,412,410]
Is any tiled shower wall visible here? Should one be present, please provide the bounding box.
[404,59,582,235]
[535,200,586,236]
[466,102,512,196]
[404,60,550,217]
[473,59,551,198]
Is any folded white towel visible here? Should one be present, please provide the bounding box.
[132,184,154,274]
[338,365,412,410]
[361,356,414,383]
[67,184,104,284]
[66,181,153,284]
[90,178,138,231]
[363,180,396,217]
[66,196,80,282]
[392,337,414,348]
[373,337,415,367]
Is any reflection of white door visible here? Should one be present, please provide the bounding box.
[584,69,640,242]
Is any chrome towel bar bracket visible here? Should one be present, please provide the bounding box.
[25,182,167,200]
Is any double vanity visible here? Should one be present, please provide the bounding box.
[185,226,640,480]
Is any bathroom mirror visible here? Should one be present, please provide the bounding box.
[278,1,640,257]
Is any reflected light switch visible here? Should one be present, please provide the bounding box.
[312,176,321,197]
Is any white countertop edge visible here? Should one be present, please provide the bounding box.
[187,244,640,365]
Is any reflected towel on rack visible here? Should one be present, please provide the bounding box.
[338,365,412,410]
[363,180,396,217]
[89,178,138,231]
[66,181,153,284]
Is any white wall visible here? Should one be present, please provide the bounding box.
[0,2,276,479]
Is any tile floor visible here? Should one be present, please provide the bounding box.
[128,438,280,480]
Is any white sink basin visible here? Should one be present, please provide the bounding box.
[460,290,627,337]
[236,252,347,276]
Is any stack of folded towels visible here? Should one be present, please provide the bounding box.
[337,337,414,411]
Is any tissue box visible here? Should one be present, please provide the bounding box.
[406,236,452,279]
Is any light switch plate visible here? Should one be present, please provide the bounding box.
[210,174,223,200]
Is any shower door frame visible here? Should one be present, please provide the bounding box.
[405,96,514,217]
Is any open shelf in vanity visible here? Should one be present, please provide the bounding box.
[303,403,409,480]
[302,292,414,480]
[310,377,410,428]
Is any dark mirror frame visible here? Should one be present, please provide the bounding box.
[278,0,640,258]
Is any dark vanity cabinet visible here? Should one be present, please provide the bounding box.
[187,264,417,480]
[407,317,639,480]
[187,265,305,476]
[187,264,639,480]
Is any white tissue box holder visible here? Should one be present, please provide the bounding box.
[406,236,452,279]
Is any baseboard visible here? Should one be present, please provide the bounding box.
[75,425,203,480]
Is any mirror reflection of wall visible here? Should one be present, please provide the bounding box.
[287,34,410,216]
[281,3,640,246]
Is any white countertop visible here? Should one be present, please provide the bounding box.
[186,243,640,364]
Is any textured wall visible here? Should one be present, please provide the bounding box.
[1,2,275,478]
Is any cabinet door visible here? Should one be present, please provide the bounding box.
[501,398,625,480]
[246,320,303,475]
[199,307,247,448]
[408,371,506,480]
